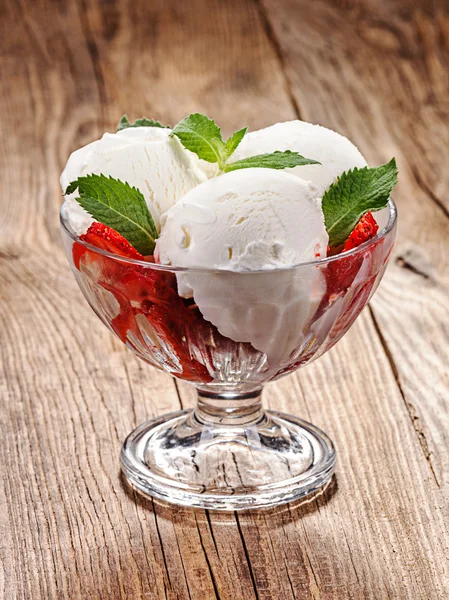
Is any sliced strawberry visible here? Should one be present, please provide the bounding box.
[73,223,212,383]
[100,281,144,345]
[73,241,87,270]
[117,268,179,309]
[323,212,379,297]
[325,254,362,298]
[81,222,144,259]
[73,223,143,271]
[144,304,212,382]
[326,275,377,348]
[74,224,143,287]
[343,212,378,251]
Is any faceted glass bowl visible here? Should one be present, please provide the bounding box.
[60,200,397,510]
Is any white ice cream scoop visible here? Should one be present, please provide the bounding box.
[155,168,329,366]
[60,127,208,235]
[229,120,367,196]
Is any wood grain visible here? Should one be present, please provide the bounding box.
[1,0,448,598]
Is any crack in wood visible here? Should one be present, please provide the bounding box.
[231,451,245,485]
[341,526,361,586]
[76,0,107,127]
[410,163,449,220]
[151,501,172,599]
[252,0,303,120]
[284,554,297,599]
[0,249,20,260]
[395,254,431,280]
[304,551,321,600]
[234,514,260,600]
[205,511,219,555]
[131,490,169,600]
[195,513,220,600]
[368,305,440,488]
[173,378,185,410]
[123,359,138,428]
[171,515,193,600]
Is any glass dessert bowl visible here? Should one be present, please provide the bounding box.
[60,199,397,510]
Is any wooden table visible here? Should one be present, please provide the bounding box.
[2,1,448,598]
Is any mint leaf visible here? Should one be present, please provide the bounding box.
[117,115,170,132]
[323,158,398,247]
[224,127,247,160]
[223,150,320,173]
[171,114,250,168]
[66,174,158,255]
[171,113,227,166]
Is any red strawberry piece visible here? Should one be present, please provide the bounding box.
[144,304,212,382]
[73,223,212,383]
[81,222,144,259]
[343,212,378,251]
[73,223,143,272]
[99,281,144,345]
[72,241,87,270]
[326,274,378,349]
[325,252,363,298]
[324,212,379,297]
[73,223,145,287]
[117,268,179,310]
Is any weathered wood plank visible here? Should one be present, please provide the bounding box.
[1,0,448,598]
[0,0,296,598]
[256,0,449,596]
[260,0,449,501]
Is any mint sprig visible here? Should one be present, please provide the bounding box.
[172,113,320,173]
[117,115,170,132]
[66,174,158,255]
[171,113,227,167]
[223,127,247,161]
[224,150,320,173]
[323,158,398,247]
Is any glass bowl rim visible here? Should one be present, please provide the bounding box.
[60,198,397,274]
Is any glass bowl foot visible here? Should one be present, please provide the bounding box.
[121,408,336,510]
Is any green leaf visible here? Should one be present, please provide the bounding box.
[117,115,170,131]
[171,113,227,166]
[67,174,158,255]
[171,114,249,169]
[224,127,247,160]
[323,158,398,247]
[223,150,320,173]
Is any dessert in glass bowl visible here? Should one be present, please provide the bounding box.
[60,113,398,510]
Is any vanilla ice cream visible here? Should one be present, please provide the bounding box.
[229,120,367,195]
[156,168,328,366]
[60,127,208,235]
